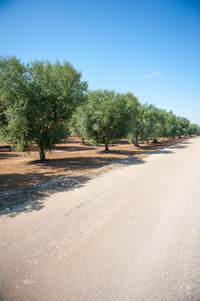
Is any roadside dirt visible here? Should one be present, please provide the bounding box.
[1,137,199,301]
[0,136,186,191]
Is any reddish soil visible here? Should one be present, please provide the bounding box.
[0,136,183,191]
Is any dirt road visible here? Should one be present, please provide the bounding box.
[1,137,200,301]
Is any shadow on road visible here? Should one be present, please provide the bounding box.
[0,156,145,217]
[0,175,90,217]
[0,137,194,217]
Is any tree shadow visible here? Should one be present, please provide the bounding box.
[0,172,55,190]
[116,156,146,165]
[65,138,82,144]
[147,149,174,154]
[27,156,123,170]
[13,144,96,153]
[0,137,194,216]
[0,153,21,160]
[64,138,92,146]
[98,149,146,156]
[116,140,130,145]
[174,140,192,145]
[0,155,145,216]
[139,144,167,151]
[0,175,90,217]
[53,145,96,152]
[169,144,188,149]
[139,138,191,151]
[1,155,145,193]
[167,139,193,149]
[0,145,11,152]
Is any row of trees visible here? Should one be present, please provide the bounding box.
[69,90,200,151]
[0,56,199,160]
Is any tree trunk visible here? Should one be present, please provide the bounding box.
[104,137,109,151]
[81,137,85,145]
[134,134,139,146]
[152,138,158,143]
[39,147,45,161]
[105,142,109,151]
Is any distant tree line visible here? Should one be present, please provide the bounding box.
[69,90,200,151]
[0,56,199,160]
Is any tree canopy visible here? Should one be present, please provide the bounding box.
[0,56,88,160]
[70,90,130,151]
[0,55,199,158]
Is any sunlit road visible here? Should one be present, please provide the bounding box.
[0,138,200,301]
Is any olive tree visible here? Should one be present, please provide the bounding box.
[0,56,88,160]
[71,90,129,151]
[122,93,141,146]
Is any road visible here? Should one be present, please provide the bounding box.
[0,137,200,301]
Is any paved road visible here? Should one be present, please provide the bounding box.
[1,138,200,301]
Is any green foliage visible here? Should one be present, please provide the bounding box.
[1,56,199,158]
[177,117,190,137]
[127,104,165,143]
[0,56,88,160]
[69,102,88,141]
[122,93,141,145]
[70,90,129,151]
[188,123,200,136]
[166,111,179,138]
[0,56,31,150]
[126,104,199,144]
[196,126,200,136]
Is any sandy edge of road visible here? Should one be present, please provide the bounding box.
[0,137,195,214]
[0,153,144,213]
[0,137,200,301]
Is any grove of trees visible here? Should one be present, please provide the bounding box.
[0,56,199,159]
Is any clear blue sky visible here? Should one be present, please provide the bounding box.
[0,0,200,124]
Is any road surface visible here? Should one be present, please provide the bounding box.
[0,138,200,301]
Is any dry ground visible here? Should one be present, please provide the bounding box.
[1,137,199,301]
[0,136,186,192]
